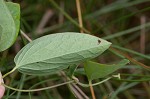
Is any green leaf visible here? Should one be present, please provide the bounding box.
[67,64,78,77]
[0,25,2,41]
[0,1,20,52]
[84,59,129,81]
[6,2,20,39]
[14,32,111,75]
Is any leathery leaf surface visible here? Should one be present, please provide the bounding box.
[14,32,111,75]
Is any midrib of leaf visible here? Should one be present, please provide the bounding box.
[16,42,110,67]
[19,63,68,71]
[18,55,84,71]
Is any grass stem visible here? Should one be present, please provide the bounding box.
[76,0,83,33]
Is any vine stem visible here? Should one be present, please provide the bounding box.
[76,77,112,87]
[2,67,17,79]
[72,74,120,87]
[89,81,96,99]
[1,80,74,92]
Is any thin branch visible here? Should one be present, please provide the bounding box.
[76,0,83,33]
[20,30,32,42]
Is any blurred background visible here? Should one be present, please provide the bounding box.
[1,0,150,99]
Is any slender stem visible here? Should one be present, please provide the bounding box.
[2,67,17,79]
[20,30,32,42]
[73,76,113,87]
[76,0,83,33]
[89,81,96,99]
[1,80,74,92]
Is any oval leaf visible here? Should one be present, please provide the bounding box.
[0,1,20,52]
[84,59,129,81]
[6,2,20,39]
[14,32,111,75]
